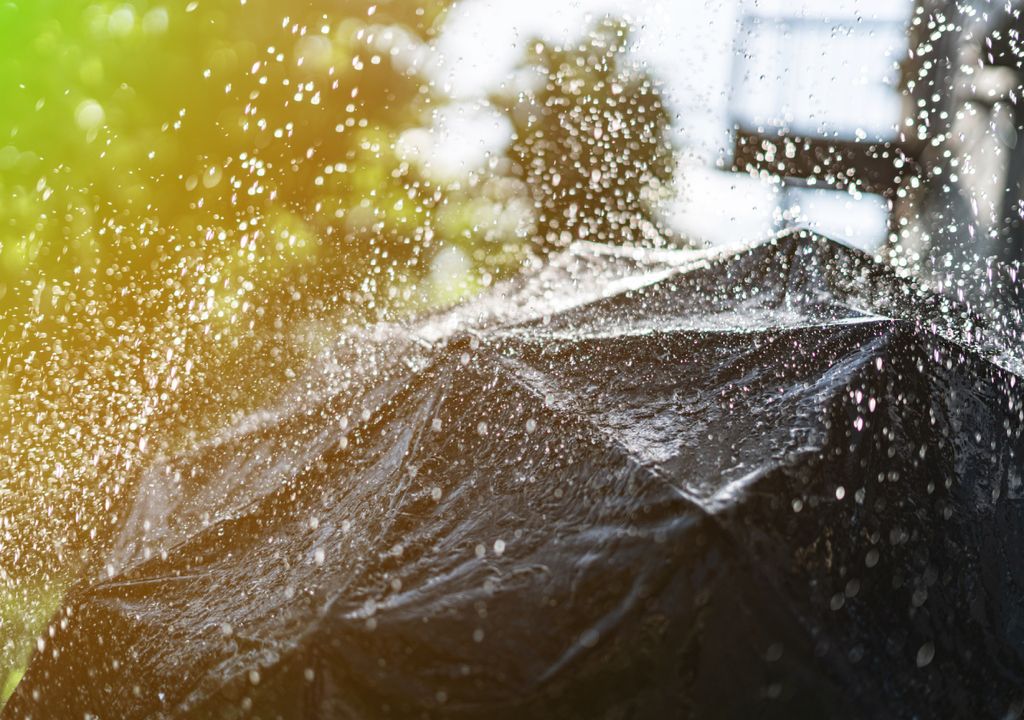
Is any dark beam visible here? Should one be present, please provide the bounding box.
[731,127,921,197]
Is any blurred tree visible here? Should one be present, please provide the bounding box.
[0,0,453,656]
[494,18,677,254]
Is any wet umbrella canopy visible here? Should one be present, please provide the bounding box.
[5,231,1024,719]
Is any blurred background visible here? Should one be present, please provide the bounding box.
[0,0,1021,702]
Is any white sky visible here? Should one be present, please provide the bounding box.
[425,0,914,250]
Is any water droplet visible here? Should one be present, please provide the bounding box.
[916,642,935,668]
[74,100,105,132]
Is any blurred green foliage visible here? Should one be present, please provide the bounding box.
[0,0,450,564]
[497,18,676,252]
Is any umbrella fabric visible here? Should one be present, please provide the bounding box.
[6,231,1024,719]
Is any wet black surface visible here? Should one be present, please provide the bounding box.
[6,231,1024,719]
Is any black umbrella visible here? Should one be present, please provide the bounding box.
[6,230,1024,719]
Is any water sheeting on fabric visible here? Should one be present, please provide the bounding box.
[6,230,1024,719]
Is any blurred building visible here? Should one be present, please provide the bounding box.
[896,0,1024,265]
[729,0,1024,264]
